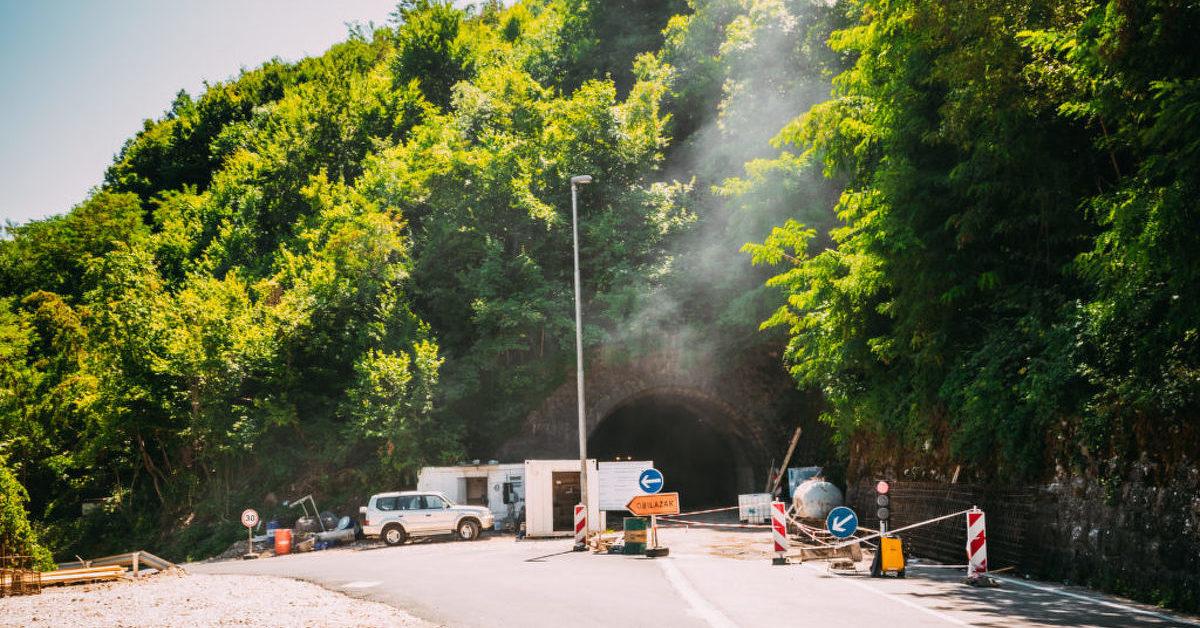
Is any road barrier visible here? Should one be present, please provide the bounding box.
[771,501,789,565]
[966,507,988,580]
[573,504,586,549]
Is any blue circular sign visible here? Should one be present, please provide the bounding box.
[825,506,859,539]
[638,468,664,494]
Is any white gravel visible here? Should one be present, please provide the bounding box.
[0,571,432,627]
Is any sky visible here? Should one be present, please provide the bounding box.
[0,0,406,225]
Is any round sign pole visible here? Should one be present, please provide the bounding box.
[241,508,260,560]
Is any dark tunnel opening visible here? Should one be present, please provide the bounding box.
[590,394,747,509]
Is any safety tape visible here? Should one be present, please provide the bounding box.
[830,508,972,549]
[658,505,742,518]
[652,521,772,530]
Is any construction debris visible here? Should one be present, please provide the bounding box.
[57,550,175,577]
[0,566,42,597]
[40,565,125,587]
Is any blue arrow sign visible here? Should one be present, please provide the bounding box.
[825,506,858,539]
[638,468,664,494]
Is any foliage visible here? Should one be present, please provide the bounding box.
[0,455,54,570]
[0,0,689,561]
[747,0,1200,480]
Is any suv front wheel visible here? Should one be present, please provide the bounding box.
[457,519,480,541]
[383,524,407,546]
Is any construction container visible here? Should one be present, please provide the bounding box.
[523,459,603,538]
[738,493,773,524]
[623,517,648,555]
[274,528,292,555]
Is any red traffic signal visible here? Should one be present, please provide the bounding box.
[876,480,890,495]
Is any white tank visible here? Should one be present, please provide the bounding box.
[791,479,844,520]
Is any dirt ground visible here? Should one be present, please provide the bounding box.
[0,570,431,627]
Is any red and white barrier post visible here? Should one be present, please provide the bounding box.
[966,507,988,580]
[771,501,789,565]
[573,504,587,551]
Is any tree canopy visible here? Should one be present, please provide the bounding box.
[1,1,1197,586]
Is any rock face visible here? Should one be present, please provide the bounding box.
[497,346,830,494]
[846,459,1200,612]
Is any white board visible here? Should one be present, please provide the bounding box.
[598,460,655,511]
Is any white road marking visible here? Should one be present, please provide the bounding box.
[658,559,738,628]
[808,564,969,626]
[341,580,381,589]
[992,575,1200,626]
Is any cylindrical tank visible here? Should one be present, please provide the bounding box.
[791,479,844,520]
[274,528,293,555]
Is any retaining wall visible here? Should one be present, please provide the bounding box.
[847,463,1200,611]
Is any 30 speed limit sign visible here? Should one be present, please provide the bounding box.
[241,508,260,529]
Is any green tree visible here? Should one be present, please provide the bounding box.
[0,455,54,570]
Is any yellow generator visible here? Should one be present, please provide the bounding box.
[870,536,906,577]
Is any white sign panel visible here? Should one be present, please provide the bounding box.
[598,460,655,511]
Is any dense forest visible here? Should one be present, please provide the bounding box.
[1,0,1197,591]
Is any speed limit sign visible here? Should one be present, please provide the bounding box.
[241,508,260,529]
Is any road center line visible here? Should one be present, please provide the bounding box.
[991,575,1200,626]
[808,564,969,626]
[658,559,737,628]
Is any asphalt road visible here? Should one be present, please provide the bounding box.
[189,527,1200,627]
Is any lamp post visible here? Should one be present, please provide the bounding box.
[570,174,593,545]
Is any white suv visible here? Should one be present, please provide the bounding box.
[360,491,494,546]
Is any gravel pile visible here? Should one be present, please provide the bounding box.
[0,571,431,627]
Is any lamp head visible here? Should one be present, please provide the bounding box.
[570,175,594,185]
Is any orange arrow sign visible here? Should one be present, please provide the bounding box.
[626,492,680,516]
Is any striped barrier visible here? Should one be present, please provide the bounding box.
[771,501,789,565]
[574,504,586,549]
[966,507,987,579]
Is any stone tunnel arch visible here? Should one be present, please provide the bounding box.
[497,349,821,509]
[587,386,765,507]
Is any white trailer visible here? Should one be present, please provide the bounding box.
[522,459,603,538]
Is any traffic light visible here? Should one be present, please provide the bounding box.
[875,480,891,531]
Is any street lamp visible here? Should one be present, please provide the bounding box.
[570,174,593,546]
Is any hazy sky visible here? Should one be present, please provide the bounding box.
[0,0,406,225]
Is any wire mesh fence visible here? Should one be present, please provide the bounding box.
[847,480,1042,570]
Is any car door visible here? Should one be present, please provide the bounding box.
[420,494,457,533]
[372,496,400,530]
[395,494,426,532]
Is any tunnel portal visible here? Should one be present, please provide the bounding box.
[497,350,812,509]
[589,390,756,509]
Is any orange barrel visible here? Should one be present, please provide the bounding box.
[274,528,292,555]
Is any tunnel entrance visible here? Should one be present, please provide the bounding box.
[589,392,751,509]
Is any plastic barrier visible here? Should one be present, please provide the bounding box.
[966,507,988,579]
[573,504,586,548]
[771,501,789,565]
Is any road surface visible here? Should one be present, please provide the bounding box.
[190,527,1199,627]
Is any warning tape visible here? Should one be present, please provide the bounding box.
[830,508,972,549]
[658,505,742,518]
[657,518,772,529]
